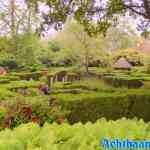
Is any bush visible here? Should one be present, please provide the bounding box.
[0,79,10,84]
[0,107,7,121]
[0,119,149,150]
[2,80,43,91]
[103,75,144,88]
[54,89,150,123]
[28,63,46,72]
[112,49,145,66]
[0,75,20,81]
[0,95,68,129]
[0,33,44,70]
[10,71,44,80]
[0,88,16,100]
[0,53,19,69]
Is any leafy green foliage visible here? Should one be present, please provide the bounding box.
[0,68,150,127]
[2,80,43,90]
[12,32,42,67]
[0,52,19,69]
[52,20,109,70]
[48,40,61,52]
[112,49,146,66]
[0,88,16,100]
[44,19,139,69]
[0,32,44,70]
[0,107,7,118]
[0,94,67,129]
[0,119,149,150]
[53,88,150,123]
[10,71,44,80]
[107,0,125,16]
[0,37,13,52]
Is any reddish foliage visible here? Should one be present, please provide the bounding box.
[21,106,32,118]
[0,67,7,75]
[31,116,41,124]
[56,117,65,124]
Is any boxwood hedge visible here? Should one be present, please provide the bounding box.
[54,90,150,123]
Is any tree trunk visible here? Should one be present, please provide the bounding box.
[27,3,32,32]
[10,0,15,37]
[85,48,89,74]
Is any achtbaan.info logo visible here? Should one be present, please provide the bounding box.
[101,138,150,149]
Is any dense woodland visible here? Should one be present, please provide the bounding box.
[0,0,150,150]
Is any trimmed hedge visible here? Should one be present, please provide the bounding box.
[0,75,19,81]
[0,88,16,100]
[0,75,20,85]
[54,90,150,123]
[0,79,10,84]
[10,71,44,80]
[103,75,144,88]
[2,80,44,91]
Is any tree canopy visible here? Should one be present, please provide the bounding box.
[25,0,150,36]
[0,0,149,37]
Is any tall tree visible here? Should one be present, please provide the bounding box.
[52,17,138,69]
[27,0,150,35]
[106,0,150,33]
[55,20,107,73]
[0,0,40,37]
[25,0,40,32]
[27,0,110,36]
[10,0,15,36]
[1,0,150,36]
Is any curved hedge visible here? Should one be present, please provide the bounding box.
[55,90,150,123]
[103,75,144,88]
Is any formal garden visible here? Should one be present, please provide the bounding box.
[0,0,150,150]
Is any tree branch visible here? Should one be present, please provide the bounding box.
[124,4,148,19]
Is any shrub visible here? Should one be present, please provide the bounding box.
[0,79,10,84]
[0,75,20,81]
[2,80,43,91]
[112,49,145,66]
[0,107,7,121]
[26,96,68,124]
[10,71,44,80]
[0,52,19,69]
[54,90,150,123]
[0,119,149,150]
[103,75,144,88]
[0,96,68,129]
[0,88,16,100]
